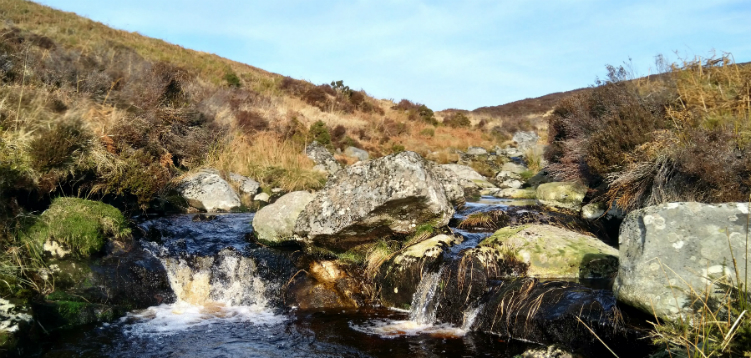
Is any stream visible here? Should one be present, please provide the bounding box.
[36,197,652,357]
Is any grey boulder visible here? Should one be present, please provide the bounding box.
[344,146,370,162]
[177,169,241,212]
[294,151,454,250]
[536,182,588,212]
[614,202,751,321]
[252,191,315,245]
[305,141,341,174]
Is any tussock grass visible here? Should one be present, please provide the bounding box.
[458,210,508,230]
[207,131,326,192]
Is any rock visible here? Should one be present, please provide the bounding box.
[0,298,32,351]
[536,182,588,211]
[614,202,751,321]
[254,192,270,203]
[466,146,488,156]
[440,164,486,181]
[513,131,540,151]
[520,345,581,358]
[497,188,537,199]
[343,146,370,162]
[305,141,341,174]
[312,164,328,174]
[493,170,524,189]
[428,165,467,206]
[228,173,260,206]
[581,203,606,220]
[528,168,554,187]
[501,161,528,175]
[479,224,618,279]
[252,191,314,245]
[271,188,284,193]
[285,260,364,310]
[378,234,462,307]
[498,146,524,158]
[294,151,454,250]
[177,169,241,212]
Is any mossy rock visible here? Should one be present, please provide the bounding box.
[23,197,131,257]
[480,224,618,279]
[32,298,127,331]
[536,182,588,212]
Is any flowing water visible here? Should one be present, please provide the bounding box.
[36,199,650,357]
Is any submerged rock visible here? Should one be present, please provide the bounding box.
[615,202,751,321]
[305,141,341,174]
[177,169,241,212]
[536,182,587,212]
[294,151,454,250]
[285,260,364,310]
[479,225,618,279]
[252,191,314,245]
[378,234,462,308]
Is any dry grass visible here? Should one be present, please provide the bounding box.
[457,210,508,230]
[207,131,326,191]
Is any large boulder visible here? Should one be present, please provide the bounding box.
[177,169,241,212]
[252,191,314,245]
[440,164,486,181]
[294,151,454,250]
[305,141,341,174]
[478,224,618,279]
[427,165,467,206]
[614,202,751,321]
[343,146,370,162]
[536,182,588,211]
[512,131,540,151]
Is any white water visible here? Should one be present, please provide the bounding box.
[120,248,284,336]
[352,268,480,339]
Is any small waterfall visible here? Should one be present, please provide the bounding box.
[162,248,271,307]
[408,269,443,324]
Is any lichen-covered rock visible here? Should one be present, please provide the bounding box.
[427,165,467,206]
[440,164,486,181]
[536,182,588,211]
[294,151,454,250]
[513,131,540,151]
[254,192,270,203]
[305,141,341,174]
[343,146,370,162]
[497,188,537,199]
[501,161,528,175]
[466,146,488,156]
[377,234,462,308]
[177,169,241,212]
[614,202,751,321]
[479,224,618,279]
[228,172,260,206]
[252,191,314,245]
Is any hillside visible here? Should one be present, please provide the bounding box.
[0,0,518,220]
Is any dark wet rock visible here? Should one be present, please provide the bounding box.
[615,202,751,321]
[294,152,454,250]
[377,234,462,308]
[0,298,33,352]
[284,260,365,310]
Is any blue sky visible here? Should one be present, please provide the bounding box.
[36,0,751,111]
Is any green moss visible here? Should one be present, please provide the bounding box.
[335,251,365,265]
[480,225,529,248]
[23,197,131,257]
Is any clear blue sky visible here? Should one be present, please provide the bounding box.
[35,0,751,111]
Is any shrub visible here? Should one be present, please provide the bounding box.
[419,128,435,137]
[309,120,331,147]
[235,110,269,133]
[23,197,131,257]
[443,112,471,128]
[224,71,241,88]
[417,105,438,126]
[29,117,92,171]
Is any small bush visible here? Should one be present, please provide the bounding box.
[309,120,331,147]
[443,112,471,128]
[30,118,92,171]
[235,110,269,133]
[23,197,131,257]
[419,128,435,137]
[390,143,405,154]
[224,71,241,88]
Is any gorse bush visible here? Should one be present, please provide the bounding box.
[443,112,471,128]
[546,55,751,212]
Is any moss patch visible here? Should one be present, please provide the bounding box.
[23,197,131,257]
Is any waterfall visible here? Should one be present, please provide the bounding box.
[408,269,443,324]
[162,248,271,307]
